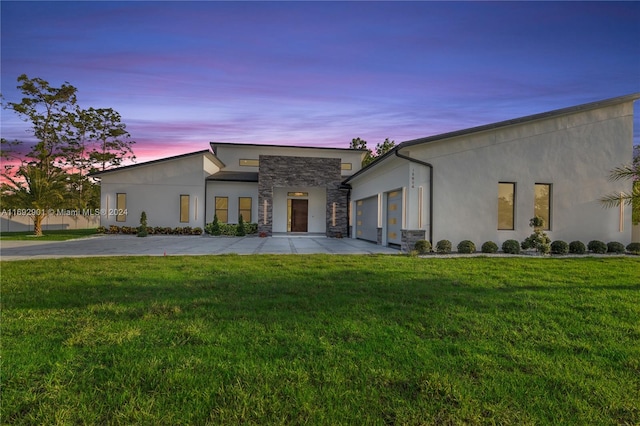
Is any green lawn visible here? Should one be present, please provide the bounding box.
[0,228,98,241]
[2,256,639,425]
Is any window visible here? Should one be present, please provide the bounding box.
[498,183,515,230]
[116,193,127,222]
[215,197,228,223]
[239,197,252,223]
[534,184,551,230]
[341,163,352,171]
[180,195,189,223]
[239,159,259,167]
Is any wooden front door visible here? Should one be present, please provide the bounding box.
[291,199,308,232]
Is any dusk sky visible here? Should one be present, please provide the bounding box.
[2,1,639,163]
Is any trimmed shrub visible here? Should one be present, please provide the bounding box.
[192,227,203,235]
[137,211,148,237]
[207,214,222,236]
[587,240,607,254]
[481,241,498,254]
[502,239,520,254]
[109,225,120,234]
[550,240,569,255]
[414,240,431,254]
[607,241,625,254]
[457,240,476,254]
[236,215,246,237]
[182,226,193,235]
[626,242,640,255]
[435,239,452,254]
[521,217,551,254]
[96,226,107,234]
[569,241,586,254]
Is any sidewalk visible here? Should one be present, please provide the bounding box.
[0,234,400,261]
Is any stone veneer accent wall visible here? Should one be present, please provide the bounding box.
[401,229,426,253]
[258,155,348,237]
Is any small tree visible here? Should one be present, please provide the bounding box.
[521,216,551,254]
[236,214,246,236]
[137,211,148,237]
[210,214,221,236]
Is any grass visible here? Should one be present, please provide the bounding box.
[2,255,639,425]
[0,228,98,241]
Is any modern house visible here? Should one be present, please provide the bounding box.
[93,94,639,250]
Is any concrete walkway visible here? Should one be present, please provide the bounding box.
[0,234,400,261]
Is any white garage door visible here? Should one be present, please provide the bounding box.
[387,190,402,246]
[356,196,378,242]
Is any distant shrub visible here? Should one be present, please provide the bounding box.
[182,226,193,235]
[137,211,148,237]
[502,239,520,254]
[626,242,640,255]
[569,241,586,254]
[205,220,257,236]
[587,240,607,254]
[457,240,476,254]
[606,241,625,254]
[207,214,221,236]
[96,226,107,234]
[481,241,498,253]
[521,217,551,254]
[236,215,246,237]
[435,239,452,254]
[109,225,120,234]
[192,227,203,235]
[173,227,184,235]
[414,240,431,254]
[550,240,569,255]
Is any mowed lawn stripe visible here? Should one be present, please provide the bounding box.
[2,256,639,425]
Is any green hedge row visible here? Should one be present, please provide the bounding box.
[413,239,640,255]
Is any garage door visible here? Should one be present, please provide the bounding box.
[387,190,402,246]
[356,196,378,242]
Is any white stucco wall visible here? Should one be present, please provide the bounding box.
[205,181,259,224]
[98,153,218,228]
[349,100,636,247]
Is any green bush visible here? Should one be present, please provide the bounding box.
[435,239,451,254]
[205,221,258,236]
[457,240,476,254]
[192,227,203,235]
[607,241,625,254]
[236,215,246,236]
[569,241,586,254]
[414,240,431,254]
[626,242,640,255]
[550,240,569,255]
[502,239,520,254]
[521,217,551,254]
[587,240,607,254]
[137,211,148,237]
[481,241,498,253]
[96,226,107,234]
[108,225,120,234]
[207,214,221,236]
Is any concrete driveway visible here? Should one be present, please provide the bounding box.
[0,234,400,261]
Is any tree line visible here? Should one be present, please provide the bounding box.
[1,74,135,235]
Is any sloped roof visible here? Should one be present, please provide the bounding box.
[90,150,220,177]
[345,93,640,183]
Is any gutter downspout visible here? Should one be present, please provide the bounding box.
[394,149,433,244]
